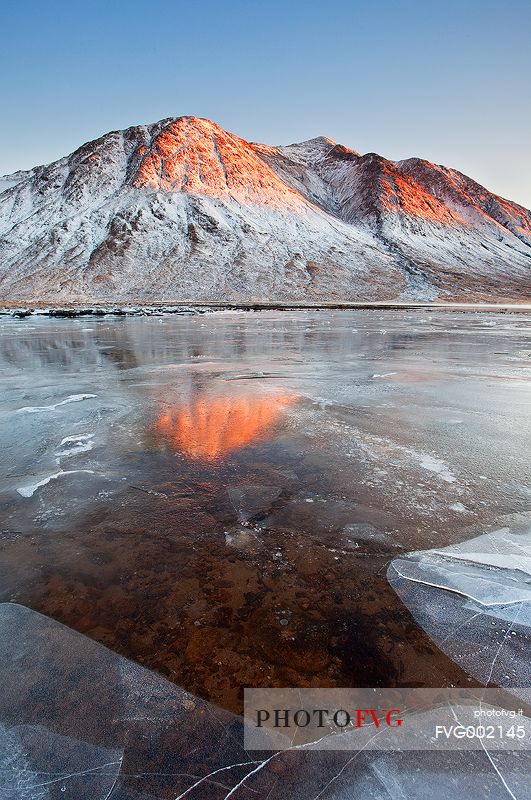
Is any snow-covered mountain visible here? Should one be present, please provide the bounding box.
[0,115,529,302]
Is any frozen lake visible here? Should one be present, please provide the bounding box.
[0,310,530,713]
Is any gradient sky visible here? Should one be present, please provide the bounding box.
[1,0,530,207]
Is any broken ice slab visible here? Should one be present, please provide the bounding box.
[390,556,531,607]
[389,513,531,607]
[388,514,531,693]
[2,605,529,799]
[0,603,282,799]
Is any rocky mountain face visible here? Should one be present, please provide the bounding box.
[0,115,529,302]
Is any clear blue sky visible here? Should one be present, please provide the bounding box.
[2,0,530,207]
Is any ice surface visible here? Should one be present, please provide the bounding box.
[0,310,531,765]
[1,604,528,800]
[0,722,123,800]
[388,514,531,692]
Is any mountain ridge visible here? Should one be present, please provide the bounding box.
[0,115,529,302]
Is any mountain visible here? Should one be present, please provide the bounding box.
[0,115,529,302]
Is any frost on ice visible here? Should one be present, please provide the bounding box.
[55,433,95,459]
[16,394,96,414]
[17,469,96,498]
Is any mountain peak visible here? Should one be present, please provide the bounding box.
[152,115,226,135]
[278,136,338,168]
[292,135,337,148]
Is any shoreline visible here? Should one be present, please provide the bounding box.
[2,300,531,317]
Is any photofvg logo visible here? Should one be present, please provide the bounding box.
[256,707,403,730]
[244,688,531,751]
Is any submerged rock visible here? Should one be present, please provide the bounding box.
[227,484,283,525]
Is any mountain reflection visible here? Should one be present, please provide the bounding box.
[154,389,296,460]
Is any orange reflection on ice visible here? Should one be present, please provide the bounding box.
[155,391,296,461]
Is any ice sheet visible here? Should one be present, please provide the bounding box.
[1,310,531,756]
[0,604,528,800]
